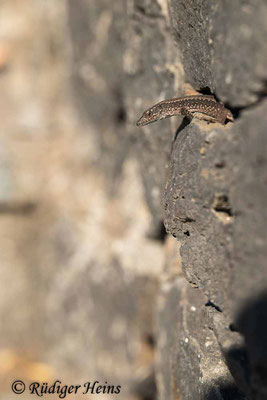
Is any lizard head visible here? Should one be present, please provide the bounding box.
[136,107,159,126]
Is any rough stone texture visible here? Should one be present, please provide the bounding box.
[162,1,267,399]
[124,0,183,228]
[123,0,267,398]
[156,278,245,400]
[169,0,267,106]
[1,0,267,400]
[164,103,267,399]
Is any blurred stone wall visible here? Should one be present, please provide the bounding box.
[0,1,267,400]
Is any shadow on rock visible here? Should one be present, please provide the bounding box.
[225,291,267,400]
[204,381,246,400]
[131,370,157,400]
[172,117,191,149]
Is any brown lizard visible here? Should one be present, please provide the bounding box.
[136,95,234,126]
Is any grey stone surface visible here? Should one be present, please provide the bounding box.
[164,102,267,399]
[169,0,213,93]
[156,278,245,400]
[67,0,130,181]
[119,0,267,398]
[67,0,176,229]
[170,0,267,106]
[68,0,267,398]
[164,119,235,311]
[124,0,182,227]
[46,0,267,399]
[158,1,267,398]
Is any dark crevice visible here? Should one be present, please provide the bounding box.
[224,104,241,120]
[182,216,195,223]
[184,230,190,236]
[174,215,195,223]
[229,323,239,333]
[116,105,126,123]
[205,382,246,400]
[213,194,233,218]
[205,300,222,313]
[132,372,157,400]
[147,221,167,242]
[134,4,164,20]
[113,88,127,124]
[172,116,191,147]
[198,82,267,121]
[144,333,155,348]
[198,87,240,120]
[214,160,226,169]
[199,86,214,96]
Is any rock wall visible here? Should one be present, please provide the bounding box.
[80,0,266,398]
[68,0,267,398]
[0,1,267,400]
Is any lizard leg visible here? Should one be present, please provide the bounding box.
[181,107,193,121]
[192,112,217,124]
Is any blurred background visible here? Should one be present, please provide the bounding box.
[0,1,178,399]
